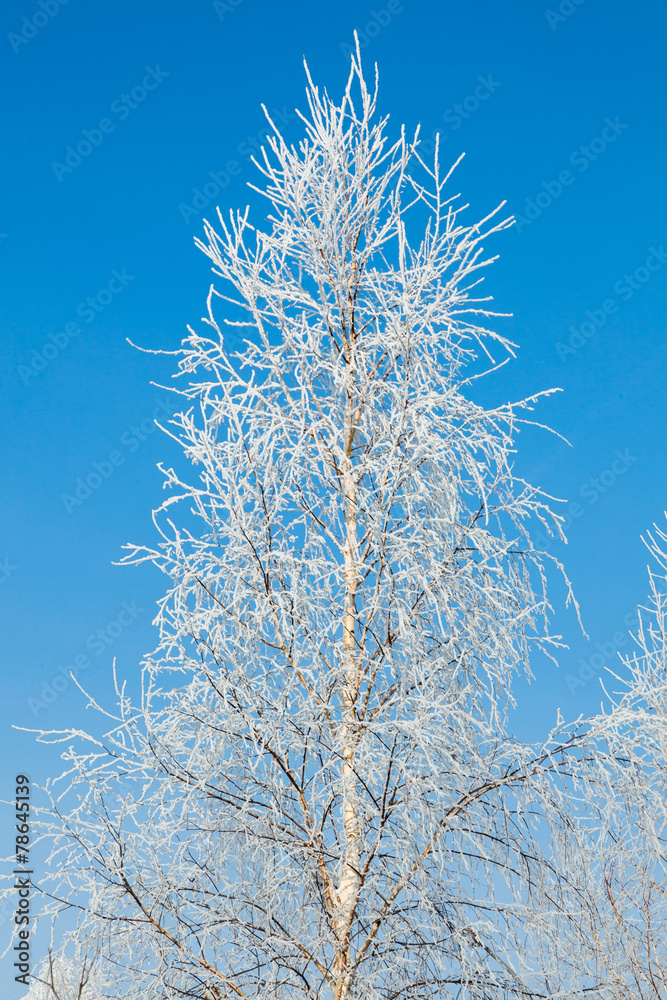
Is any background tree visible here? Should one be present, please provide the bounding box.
[560,520,667,1000]
[13,44,667,1000]
[23,951,96,1000]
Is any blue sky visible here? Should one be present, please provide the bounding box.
[1,0,666,963]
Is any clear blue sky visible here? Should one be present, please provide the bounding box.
[1,0,666,955]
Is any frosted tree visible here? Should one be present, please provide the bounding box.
[12,43,667,1000]
[556,520,667,1000]
[23,951,96,1000]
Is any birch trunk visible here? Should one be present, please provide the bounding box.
[333,293,363,998]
